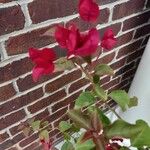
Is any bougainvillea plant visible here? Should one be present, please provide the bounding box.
[20,0,150,150]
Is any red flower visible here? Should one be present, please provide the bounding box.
[40,139,52,150]
[29,48,56,82]
[101,29,117,50]
[78,0,100,22]
[55,25,100,57]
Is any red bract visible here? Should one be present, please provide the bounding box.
[29,48,56,82]
[55,25,100,57]
[40,139,52,150]
[79,0,100,22]
[101,29,117,50]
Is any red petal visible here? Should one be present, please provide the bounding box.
[32,67,45,82]
[102,29,115,40]
[55,25,70,48]
[79,0,100,22]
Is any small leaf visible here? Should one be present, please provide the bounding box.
[59,121,72,133]
[95,64,114,76]
[61,141,74,150]
[94,84,107,101]
[68,109,92,130]
[39,130,49,141]
[75,91,96,108]
[128,96,138,108]
[55,57,75,71]
[22,127,31,137]
[109,90,130,111]
[63,132,71,141]
[93,74,100,84]
[31,120,41,131]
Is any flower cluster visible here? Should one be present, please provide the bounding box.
[29,0,116,82]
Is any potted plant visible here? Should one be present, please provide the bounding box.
[20,0,150,149]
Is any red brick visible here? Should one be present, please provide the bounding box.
[134,24,150,39]
[0,88,43,117]
[116,39,143,59]
[28,0,77,24]
[69,78,89,93]
[101,76,111,85]
[0,132,9,143]
[67,8,110,31]
[45,70,82,93]
[9,109,49,136]
[7,147,18,150]
[111,57,126,70]
[0,0,14,3]
[5,25,56,56]
[0,133,25,149]
[52,91,81,112]
[28,89,66,113]
[17,71,62,92]
[122,11,150,31]
[0,110,26,130]
[19,133,38,148]
[0,6,25,36]
[142,36,149,46]
[116,31,134,48]
[23,142,40,150]
[0,83,16,102]
[122,68,137,81]
[0,57,33,84]
[113,0,145,20]
[97,0,117,5]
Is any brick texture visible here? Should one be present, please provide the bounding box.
[0,0,150,149]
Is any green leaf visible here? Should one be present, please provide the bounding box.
[95,64,114,76]
[61,141,74,150]
[96,108,111,127]
[59,121,72,133]
[128,96,138,108]
[75,92,96,109]
[39,130,49,141]
[94,84,107,101]
[109,90,130,111]
[68,109,92,130]
[55,57,75,71]
[63,132,71,141]
[22,127,31,137]
[104,119,150,148]
[75,133,95,150]
[31,120,41,131]
[93,74,100,84]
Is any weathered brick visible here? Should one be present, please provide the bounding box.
[9,109,49,136]
[17,71,62,92]
[142,36,149,46]
[97,0,118,5]
[5,25,56,56]
[23,142,40,150]
[67,8,110,31]
[0,6,25,36]
[0,110,26,130]
[0,88,43,117]
[0,57,33,84]
[69,78,89,93]
[113,0,145,20]
[116,39,143,58]
[28,0,77,24]
[0,132,9,143]
[123,11,150,31]
[122,68,137,81]
[0,0,15,3]
[134,24,150,39]
[28,89,66,113]
[0,83,16,102]
[116,31,134,48]
[111,57,126,70]
[52,91,81,112]
[45,70,82,93]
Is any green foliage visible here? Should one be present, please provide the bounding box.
[39,129,49,141]
[95,64,114,76]
[61,141,74,150]
[128,96,138,108]
[104,119,150,148]
[59,121,72,132]
[75,91,96,108]
[93,74,100,84]
[31,120,41,131]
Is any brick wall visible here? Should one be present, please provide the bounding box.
[0,0,150,149]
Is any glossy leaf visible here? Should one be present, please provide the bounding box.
[31,120,41,131]
[55,57,75,71]
[59,121,72,133]
[68,109,92,130]
[109,90,130,111]
[104,119,150,148]
[94,84,107,101]
[61,141,74,150]
[75,92,96,108]
[95,64,114,76]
